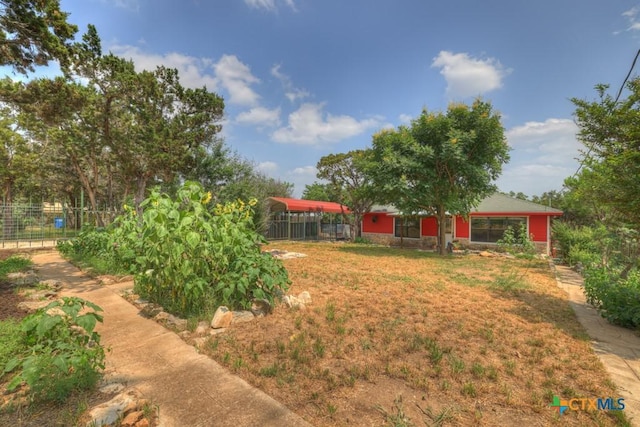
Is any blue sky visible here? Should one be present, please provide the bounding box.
[24,1,640,196]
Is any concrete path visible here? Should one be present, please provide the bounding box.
[31,252,311,427]
[552,263,640,426]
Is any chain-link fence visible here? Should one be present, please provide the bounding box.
[0,203,116,248]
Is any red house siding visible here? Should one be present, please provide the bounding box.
[362,213,393,234]
[528,216,547,242]
[421,217,438,237]
[455,216,469,238]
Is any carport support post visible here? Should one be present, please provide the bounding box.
[287,210,291,240]
[302,212,306,240]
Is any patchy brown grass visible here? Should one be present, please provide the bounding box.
[201,242,629,426]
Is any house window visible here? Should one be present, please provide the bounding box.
[394,217,420,238]
[470,217,527,243]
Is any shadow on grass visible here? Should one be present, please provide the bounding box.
[492,287,593,342]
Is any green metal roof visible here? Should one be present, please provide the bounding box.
[473,193,562,214]
[368,193,562,215]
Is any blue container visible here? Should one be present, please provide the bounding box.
[54,217,65,229]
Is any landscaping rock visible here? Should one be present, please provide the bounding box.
[154,312,187,331]
[283,295,306,310]
[100,382,126,394]
[17,300,50,313]
[6,271,38,286]
[98,275,118,285]
[263,249,308,259]
[232,310,255,324]
[140,303,163,318]
[251,298,272,317]
[479,251,495,257]
[86,389,140,427]
[121,410,143,426]
[40,279,63,290]
[211,306,233,329]
[194,337,208,349]
[195,321,209,336]
[297,291,312,304]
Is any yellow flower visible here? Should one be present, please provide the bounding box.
[202,191,212,204]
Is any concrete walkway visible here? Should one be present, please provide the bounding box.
[31,252,311,427]
[552,263,640,426]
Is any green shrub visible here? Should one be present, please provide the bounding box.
[132,182,290,317]
[552,222,604,266]
[584,267,640,328]
[353,237,372,245]
[0,255,32,279]
[0,319,26,371]
[57,226,130,275]
[497,224,536,258]
[4,297,106,403]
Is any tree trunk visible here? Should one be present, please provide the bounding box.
[134,176,147,218]
[354,213,362,240]
[2,182,15,239]
[70,155,105,227]
[437,205,447,256]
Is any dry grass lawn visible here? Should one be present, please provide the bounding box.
[201,242,628,426]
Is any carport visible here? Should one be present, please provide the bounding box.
[264,197,351,241]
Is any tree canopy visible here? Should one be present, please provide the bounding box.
[316,150,375,239]
[571,80,640,229]
[368,100,510,254]
[0,0,77,73]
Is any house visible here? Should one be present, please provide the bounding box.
[361,193,563,254]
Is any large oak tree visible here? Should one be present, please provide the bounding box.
[368,100,510,254]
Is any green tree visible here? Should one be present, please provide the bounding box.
[571,80,640,229]
[506,191,528,200]
[369,100,510,254]
[72,26,224,212]
[301,182,341,202]
[0,0,77,73]
[316,150,375,239]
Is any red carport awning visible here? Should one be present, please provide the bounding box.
[267,197,350,214]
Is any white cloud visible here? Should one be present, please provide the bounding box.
[506,118,580,164]
[285,165,318,197]
[245,0,296,11]
[271,103,381,145]
[398,114,413,124]
[620,7,640,33]
[291,165,317,176]
[236,107,281,127]
[257,161,279,174]
[106,48,261,107]
[109,45,218,90]
[100,0,139,11]
[496,164,576,197]
[496,118,581,195]
[214,55,261,106]
[431,51,511,99]
[271,64,310,103]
